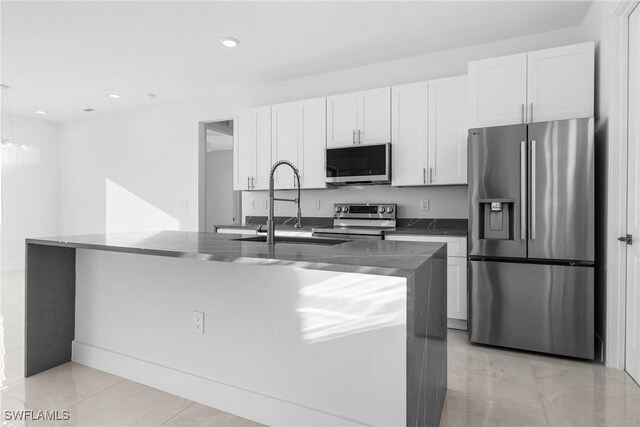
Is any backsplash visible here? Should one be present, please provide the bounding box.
[240,185,468,225]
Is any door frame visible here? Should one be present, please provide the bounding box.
[607,0,640,369]
[198,117,239,233]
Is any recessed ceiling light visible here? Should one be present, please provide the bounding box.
[35,110,46,115]
[83,108,95,112]
[108,94,121,99]
[220,37,239,48]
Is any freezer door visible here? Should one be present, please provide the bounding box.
[469,260,594,359]
[468,125,527,258]
[528,118,594,262]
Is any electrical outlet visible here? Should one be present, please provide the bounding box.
[261,200,267,210]
[420,199,430,211]
[180,200,189,210]
[313,199,320,210]
[193,311,204,334]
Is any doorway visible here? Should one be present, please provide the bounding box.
[626,2,640,385]
[199,119,241,232]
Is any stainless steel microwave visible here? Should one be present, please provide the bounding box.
[325,143,391,185]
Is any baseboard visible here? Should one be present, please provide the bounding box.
[447,318,467,331]
[72,341,361,427]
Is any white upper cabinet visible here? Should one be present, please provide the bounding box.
[527,42,594,123]
[327,93,358,148]
[468,42,595,128]
[391,82,428,186]
[271,97,327,190]
[327,87,391,147]
[233,106,271,191]
[298,98,327,189]
[391,76,467,186]
[358,87,392,145]
[428,75,468,185]
[468,53,528,128]
[271,102,299,190]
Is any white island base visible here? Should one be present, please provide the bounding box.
[71,249,407,426]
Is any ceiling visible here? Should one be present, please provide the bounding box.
[1,1,592,122]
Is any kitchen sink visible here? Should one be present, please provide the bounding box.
[232,235,350,246]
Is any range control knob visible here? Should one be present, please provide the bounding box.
[335,206,342,213]
[386,206,394,213]
[378,206,385,214]
[342,206,349,213]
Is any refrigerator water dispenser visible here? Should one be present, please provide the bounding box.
[478,199,514,240]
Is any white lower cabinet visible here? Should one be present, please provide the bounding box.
[385,234,468,329]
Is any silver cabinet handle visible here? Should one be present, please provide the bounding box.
[358,129,361,145]
[429,167,433,184]
[521,104,525,124]
[423,167,426,184]
[251,176,255,189]
[352,130,356,145]
[530,140,536,240]
[520,141,526,240]
[247,176,250,190]
[530,102,534,123]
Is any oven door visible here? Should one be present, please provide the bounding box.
[326,143,391,184]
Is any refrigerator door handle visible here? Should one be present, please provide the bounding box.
[521,141,527,240]
[530,140,536,240]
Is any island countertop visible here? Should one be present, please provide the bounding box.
[27,230,446,278]
[25,230,448,426]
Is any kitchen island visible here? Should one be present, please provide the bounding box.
[25,231,447,427]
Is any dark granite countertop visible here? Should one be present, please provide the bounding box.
[216,217,468,237]
[26,230,446,278]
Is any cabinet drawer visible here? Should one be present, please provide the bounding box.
[384,235,467,257]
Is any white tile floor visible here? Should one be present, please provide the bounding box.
[2,269,639,426]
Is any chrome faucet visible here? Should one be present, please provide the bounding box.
[267,160,302,245]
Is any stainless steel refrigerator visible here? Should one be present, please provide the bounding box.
[468,118,594,359]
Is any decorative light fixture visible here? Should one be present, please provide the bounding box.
[1,84,41,166]
[220,37,239,48]
[108,94,121,99]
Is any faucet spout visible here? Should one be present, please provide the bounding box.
[267,160,303,245]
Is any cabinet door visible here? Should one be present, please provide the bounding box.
[327,93,358,148]
[233,110,254,191]
[527,42,594,123]
[271,102,299,190]
[298,98,327,189]
[468,53,527,128]
[428,75,468,185]
[391,82,428,186]
[358,87,391,145]
[447,257,467,321]
[252,106,272,190]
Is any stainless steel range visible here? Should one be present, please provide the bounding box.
[312,203,396,240]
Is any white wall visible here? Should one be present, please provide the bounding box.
[59,26,588,234]
[205,149,234,230]
[578,0,625,367]
[0,114,59,271]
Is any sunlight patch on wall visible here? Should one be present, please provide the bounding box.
[106,179,179,233]
[296,274,406,343]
